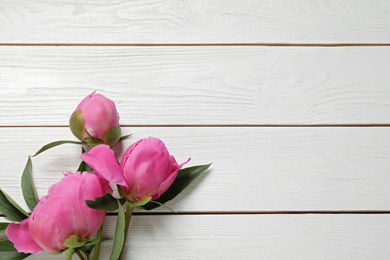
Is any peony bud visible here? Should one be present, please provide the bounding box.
[6,171,112,254]
[69,91,121,147]
[81,137,190,205]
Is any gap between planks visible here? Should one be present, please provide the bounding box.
[130,211,390,215]
[1,124,390,128]
[0,43,390,47]
[2,211,390,218]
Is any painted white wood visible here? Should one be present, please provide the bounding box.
[1,126,390,212]
[1,0,389,259]
[1,46,390,125]
[1,0,390,44]
[1,214,387,259]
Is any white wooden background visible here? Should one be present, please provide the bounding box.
[1,0,390,259]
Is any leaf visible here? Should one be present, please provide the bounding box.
[118,134,132,142]
[77,147,93,172]
[142,163,212,210]
[0,239,30,259]
[78,161,93,173]
[21,157,38,211]
[109,201,125,260]
[0,189,29,221]
[149,200,177,213]
[0,223,10,233]
[77,160,86,172]
[32,140,84,157]
[86,193,125,211]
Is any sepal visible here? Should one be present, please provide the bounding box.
[63,235,88,248]
[118,188,152,207]
[69,110,85,142]
[103,127,121,147]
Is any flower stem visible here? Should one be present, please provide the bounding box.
[92,225,103,260]
[118,201,134,260]
[65,248,74,260]
[75,248,86,260]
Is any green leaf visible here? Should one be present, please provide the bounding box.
[142,163,212,210]
[77,160,86,172]
[0,239,30,259]
[77,147,93,172]
[86,193,125,211]
[21,157,38,211]
[118,134,132,142]
[109,201,125,260]
[33,140,84,157]
[77,161,93,173]
[0,189,29,221]
[0,223,10,233]
[149,200,177,213]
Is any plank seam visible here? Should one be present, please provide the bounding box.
[0,43,390,47]
[1,124,390,128]
[3,211,390,218]
[130,211,390,215]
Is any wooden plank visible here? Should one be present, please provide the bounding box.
[1,126,390,212]
[1,0,390,44]
[1,214,388,259]
[1,46,390,125]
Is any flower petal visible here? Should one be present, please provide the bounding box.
[155,157,191,199]
[6,219,44,255]
[81,144,128,188]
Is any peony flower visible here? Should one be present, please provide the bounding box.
[6,171,112,254]
[69,91,121,147]
[81,137,190,204]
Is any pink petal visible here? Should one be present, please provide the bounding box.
[78,172,109,234]
[155,157,191,199]
[29,196,73,253]
[75,91,96,111]
[82,94,119,139]
[6,219,44,255]
[81,144,128,188]
[178,157,191,169]
[136,149,171,198]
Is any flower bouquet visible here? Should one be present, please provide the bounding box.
[0,92,210,260]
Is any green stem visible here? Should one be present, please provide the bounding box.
[75,248,86,260]
[118,201,134,260]
[92,225,103,260]
[65,248,75,260]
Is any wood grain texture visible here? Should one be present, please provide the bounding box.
[1,214,384,259]
[1,126,390,212]
[1,46,390,125]
[1,0,390,44]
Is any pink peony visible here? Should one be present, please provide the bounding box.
[69,91,121,147]
[6,172,112,254]
[81,137,190,204]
